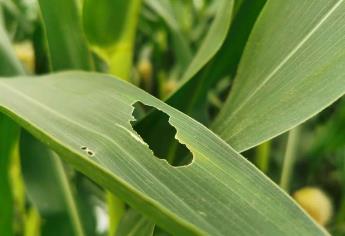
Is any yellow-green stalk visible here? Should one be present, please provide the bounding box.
[255,141,271,174]
[280,127,301,191]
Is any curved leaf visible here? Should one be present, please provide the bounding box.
[213,0,345,151]
[0,72,327,236]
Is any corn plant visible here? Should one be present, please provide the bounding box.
[1,0,345,235]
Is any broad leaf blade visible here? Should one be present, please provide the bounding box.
[0,72,327,236]
[213,0,345,151]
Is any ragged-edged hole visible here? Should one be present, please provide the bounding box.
[130,101,193,167]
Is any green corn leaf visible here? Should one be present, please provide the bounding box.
[213,0,345,152]
[0,71,327,236]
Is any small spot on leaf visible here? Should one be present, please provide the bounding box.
[87,150,95,156]
[80,146,95,157]
[130,101,193,167]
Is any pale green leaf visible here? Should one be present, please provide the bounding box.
[0,72,327,236]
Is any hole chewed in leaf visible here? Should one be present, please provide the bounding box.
[130,101,193,167]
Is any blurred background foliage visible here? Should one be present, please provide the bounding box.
[0,0,344,235]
